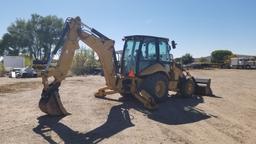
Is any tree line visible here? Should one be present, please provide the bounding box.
[0,14,64,61]
[176,50,234,66]
[0,14,100,75]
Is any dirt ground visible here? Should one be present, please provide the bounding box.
[0,69,256,144]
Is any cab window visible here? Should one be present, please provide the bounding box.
[159,40,170,62]
[122,39,140,75]
[139,38,157,72]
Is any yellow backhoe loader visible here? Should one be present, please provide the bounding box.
[39,17,212,116]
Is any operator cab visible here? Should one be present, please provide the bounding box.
[121,35,174,77]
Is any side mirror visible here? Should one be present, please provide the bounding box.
[171,40,177,49]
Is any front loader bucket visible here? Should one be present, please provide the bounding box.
[194,78,213,96]
[39,83,68,116]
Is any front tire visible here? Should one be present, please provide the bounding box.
[179,77,195,97]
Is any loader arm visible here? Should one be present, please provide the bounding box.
[40,17,118,115]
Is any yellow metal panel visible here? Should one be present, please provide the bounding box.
[140,63,169,77]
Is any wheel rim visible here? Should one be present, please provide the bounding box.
[155,80,166,98]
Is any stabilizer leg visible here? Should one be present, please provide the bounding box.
[133,90,157,110]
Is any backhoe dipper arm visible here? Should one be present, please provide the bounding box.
[42,17,80,90]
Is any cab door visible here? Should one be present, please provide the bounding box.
[121,39,141,76]
[137,37,158,74]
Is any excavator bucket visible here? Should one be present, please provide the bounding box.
[39,83,68,116]
[194,78,213,96]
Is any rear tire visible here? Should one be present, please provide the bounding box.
[140,73,168,103]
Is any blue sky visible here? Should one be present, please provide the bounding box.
[0,0,255,57]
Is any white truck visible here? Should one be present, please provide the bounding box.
[3,56,25,71]
[230,57,256,69]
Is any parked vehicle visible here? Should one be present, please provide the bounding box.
[3,56,26,71]
[19,67,37,78]
[230,57,256,69]
[9,67,37,78]
[9,68,22,78]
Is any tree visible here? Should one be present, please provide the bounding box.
[211,50,233,64]
[0,63,4,76]
[174,57,181,64]
[0,39,4,56]
[0,14,64,60]
[0,19,29,56]
[181,53,194,65]
[199,57,209,63]
[26,14,64,60]
[71,48,100,75]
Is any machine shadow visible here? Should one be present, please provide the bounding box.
[145,95,213,125]
[109,94,214,125]
[33,95,213,144]
[33,104,134,144]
